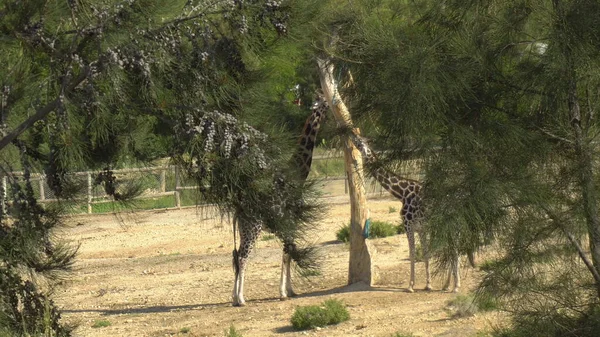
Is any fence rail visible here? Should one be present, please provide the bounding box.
[1,155,422,214]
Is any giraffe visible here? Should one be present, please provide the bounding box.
[348,133,461,293]
[232,95,328,306]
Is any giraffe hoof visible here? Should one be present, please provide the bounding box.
[425,285,432,291]
[406,288,414,293]
[280,296,290,301]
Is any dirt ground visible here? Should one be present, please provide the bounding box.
[55,195,505,337]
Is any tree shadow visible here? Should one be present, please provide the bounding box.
[61,297,284,316]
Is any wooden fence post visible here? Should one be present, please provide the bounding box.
[174,167,181,209]
[39,174,45,201]
[0,175,6,215]
[160,169,166,193]
[87,172,92,214]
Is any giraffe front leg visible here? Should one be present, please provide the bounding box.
[279,252,295,300]
[418,230,432,291]
[279,252,297,300]
[452,256,461,293]
[442,268,452,292]
[232,252,248,306]
[285,253,296,297]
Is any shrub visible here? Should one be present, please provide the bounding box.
[291,299,350,330]
[91,320,111,328]
[388,206,398,213]
[369,220,398,238]
[225,325,243,337]
[392,332,415,337]
[261,234,275,241]
[336,225,350,242]
[446,294,499,318]
[336,220,401,242]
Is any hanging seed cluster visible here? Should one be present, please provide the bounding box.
[185,109,269,169]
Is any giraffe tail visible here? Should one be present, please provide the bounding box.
[232,214,240,276]
[467,250,477,268]
[283,238,320,278]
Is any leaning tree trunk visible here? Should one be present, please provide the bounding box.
[317,58,373,285]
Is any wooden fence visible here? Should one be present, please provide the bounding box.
[0,154,421,214]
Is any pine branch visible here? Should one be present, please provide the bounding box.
[0,70,88,152]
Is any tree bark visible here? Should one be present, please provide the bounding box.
[317,58,372,285]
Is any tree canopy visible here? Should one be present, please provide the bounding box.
[0,0,326,334]
[327,0,600,335]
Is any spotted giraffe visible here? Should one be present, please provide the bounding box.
[349,133,461,293]
[232,96,328,306]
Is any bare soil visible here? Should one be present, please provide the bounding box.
[55,196,505,337]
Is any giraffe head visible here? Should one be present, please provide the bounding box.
[348,133,374,161]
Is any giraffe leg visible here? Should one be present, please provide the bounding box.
[418,230,432,291]
[452,255,461,293]
[232,221,261,307]
[442,268,452,292]
[279,252,296,300]
[406,226,416,293]
[285,253,296,297]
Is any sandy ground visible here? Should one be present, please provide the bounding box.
[54,195,505,337]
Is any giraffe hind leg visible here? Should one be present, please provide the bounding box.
[280,252,297,300]
[232,221,261,306]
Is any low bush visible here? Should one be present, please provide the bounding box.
[224,325,243,337]
[336,220,401,242]
[446,294,499,318]
[291,299,350,330]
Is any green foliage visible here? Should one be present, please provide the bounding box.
[388,206,397,213]
[491,304,600,337]
[336,225,350,243]
[328,0,600,335]
[91,320,111,328]
[290,299,350,331]
[446,294,498,319]
[337,220,400,242]
[370,220,400,238]
[261,234,276,241]
[392,332,415,337]
[0,0,329,334]
[179,327,190,334]
[224,325,243,337]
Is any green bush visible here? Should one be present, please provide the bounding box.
[224,325,243,337]
[336,225,350,242]
[392,332,415,337]
[336,220,401,242]
[291,299,350,330]
[91,320,111,328]
[370,220,399,238]
[446,294,499,318]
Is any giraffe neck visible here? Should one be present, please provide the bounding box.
[360,147,421,202]
[294,99,327,180]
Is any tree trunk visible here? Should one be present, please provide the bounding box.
[317,58,373,285]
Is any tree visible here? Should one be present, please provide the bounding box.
[326,0,600,335]
[0,0,325,333]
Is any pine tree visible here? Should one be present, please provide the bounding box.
[327,0,600,335]
[0,0,324,334]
